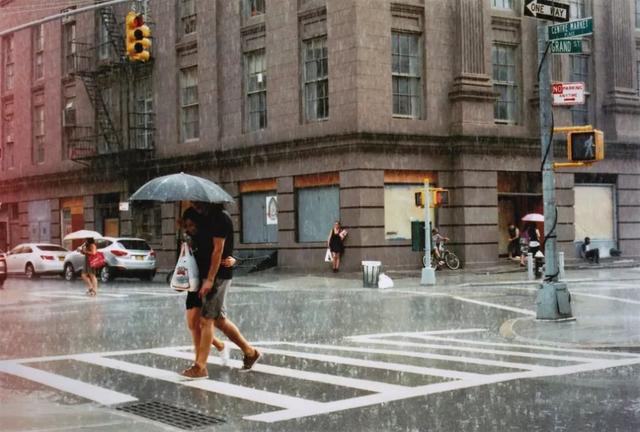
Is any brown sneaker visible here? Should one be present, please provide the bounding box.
[242,349,262,370]
[181,365,208,380]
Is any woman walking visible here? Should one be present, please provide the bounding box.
[80,238,99,296]
[327,221,347,273]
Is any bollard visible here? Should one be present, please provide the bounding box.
[527,253,534,280]
[558,251,565,280]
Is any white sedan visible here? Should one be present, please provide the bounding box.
[6,243,69,279]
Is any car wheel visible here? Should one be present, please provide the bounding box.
[140,271,156,282]
[25,263,37,279]
[64,263,76,281]
[99,266,112,283]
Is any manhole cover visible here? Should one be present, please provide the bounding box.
[116,400,226,430]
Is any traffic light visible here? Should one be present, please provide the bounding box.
[568,129,604,163]
[125,12,151,62]
[414,191,425,208]
[431,188,449,208]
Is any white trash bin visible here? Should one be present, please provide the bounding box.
[361,261,381,288]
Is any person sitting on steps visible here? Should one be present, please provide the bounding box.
[581,237,600,264]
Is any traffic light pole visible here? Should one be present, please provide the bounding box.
[421,180,436,285]
[536,20,573,320]
[0,0,131,38]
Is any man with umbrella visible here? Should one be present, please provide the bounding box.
[181,202,261,379]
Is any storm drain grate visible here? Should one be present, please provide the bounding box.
[116,400,226,430]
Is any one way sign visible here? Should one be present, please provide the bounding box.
[523,0,569,22]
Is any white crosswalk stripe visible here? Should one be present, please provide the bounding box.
[2,328,639,424]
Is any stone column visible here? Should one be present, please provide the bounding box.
[603,0,640,141]
[448,0,497,134]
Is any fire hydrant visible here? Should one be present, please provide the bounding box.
[534,251,545,279]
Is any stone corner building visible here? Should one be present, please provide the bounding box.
[0,0,639,273]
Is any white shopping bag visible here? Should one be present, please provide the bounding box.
[377,273,394,289]
[171,243,200,292]
[324,248,332,262]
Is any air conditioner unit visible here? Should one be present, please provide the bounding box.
[63,107,76,127]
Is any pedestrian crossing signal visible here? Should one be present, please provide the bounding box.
[568,130,604,163]
[431,189,449,208]
[414,191,425,208]
[126,12,151,62]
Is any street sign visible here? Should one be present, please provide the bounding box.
[549,17,593,40]
[523,0,569,22]
[550,39,582,54]
[552,82,585,106]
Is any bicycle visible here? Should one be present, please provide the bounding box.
[423,242,462,270]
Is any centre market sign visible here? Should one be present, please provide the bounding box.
[549,17,593,40]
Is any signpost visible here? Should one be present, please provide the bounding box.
[523,0,569,22]
[550,39,582,54]
[552,82,585,106]
[548,17,593,40]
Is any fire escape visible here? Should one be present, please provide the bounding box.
[68,4,154,166]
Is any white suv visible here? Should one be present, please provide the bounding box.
[63,237,157,283]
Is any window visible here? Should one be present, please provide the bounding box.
[569,0,588,20]
[244,0,265,17]
[180,67,199,140]
[297,186,339,242]
[570,54,590,125]
[384,184,434,241]
[33,103,45,164]
[491,0,513,9]
[3,102,14,169]
[98,17,110,60]
[392,32,422,118]
[245,50,267,131]
[179,0,197,35]
[3,34,14,91]
[134,76,154,149]
[63,22,76,74]
[133,204,161,243]
[492,44,518,123]
[637,57,640,96]
[303,37,329,121]
[33,25,44,80]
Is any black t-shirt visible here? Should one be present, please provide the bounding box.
[191,209,234,280]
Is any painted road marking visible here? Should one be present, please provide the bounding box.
[348,333,639,358]
[0,362,137,405]
[571,292,640,305]
[2,329,639,424]
[73,354,318,410]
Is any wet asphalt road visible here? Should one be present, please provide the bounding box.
[0,273,639,431]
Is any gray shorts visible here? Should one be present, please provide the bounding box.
[201,278,231,320]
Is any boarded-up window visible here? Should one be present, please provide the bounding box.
[242,191,277,244]
[297,186,339,242]
[574,185,614,241]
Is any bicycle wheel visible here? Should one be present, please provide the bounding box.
[444,251,461,270]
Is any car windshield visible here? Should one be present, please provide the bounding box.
[38,245,68,252]
[118,240,151,251]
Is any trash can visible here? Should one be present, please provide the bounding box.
[361,261,381,288]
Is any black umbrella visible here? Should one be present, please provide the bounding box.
[129,172,234,203]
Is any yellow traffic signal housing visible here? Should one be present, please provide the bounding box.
[126,12,151,62]
[431,188,449,208]
[567,129,604,163]
[414,191,425,208]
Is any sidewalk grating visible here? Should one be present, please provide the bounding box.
[116,400,226,430]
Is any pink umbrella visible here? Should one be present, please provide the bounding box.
[522,213,544,222]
